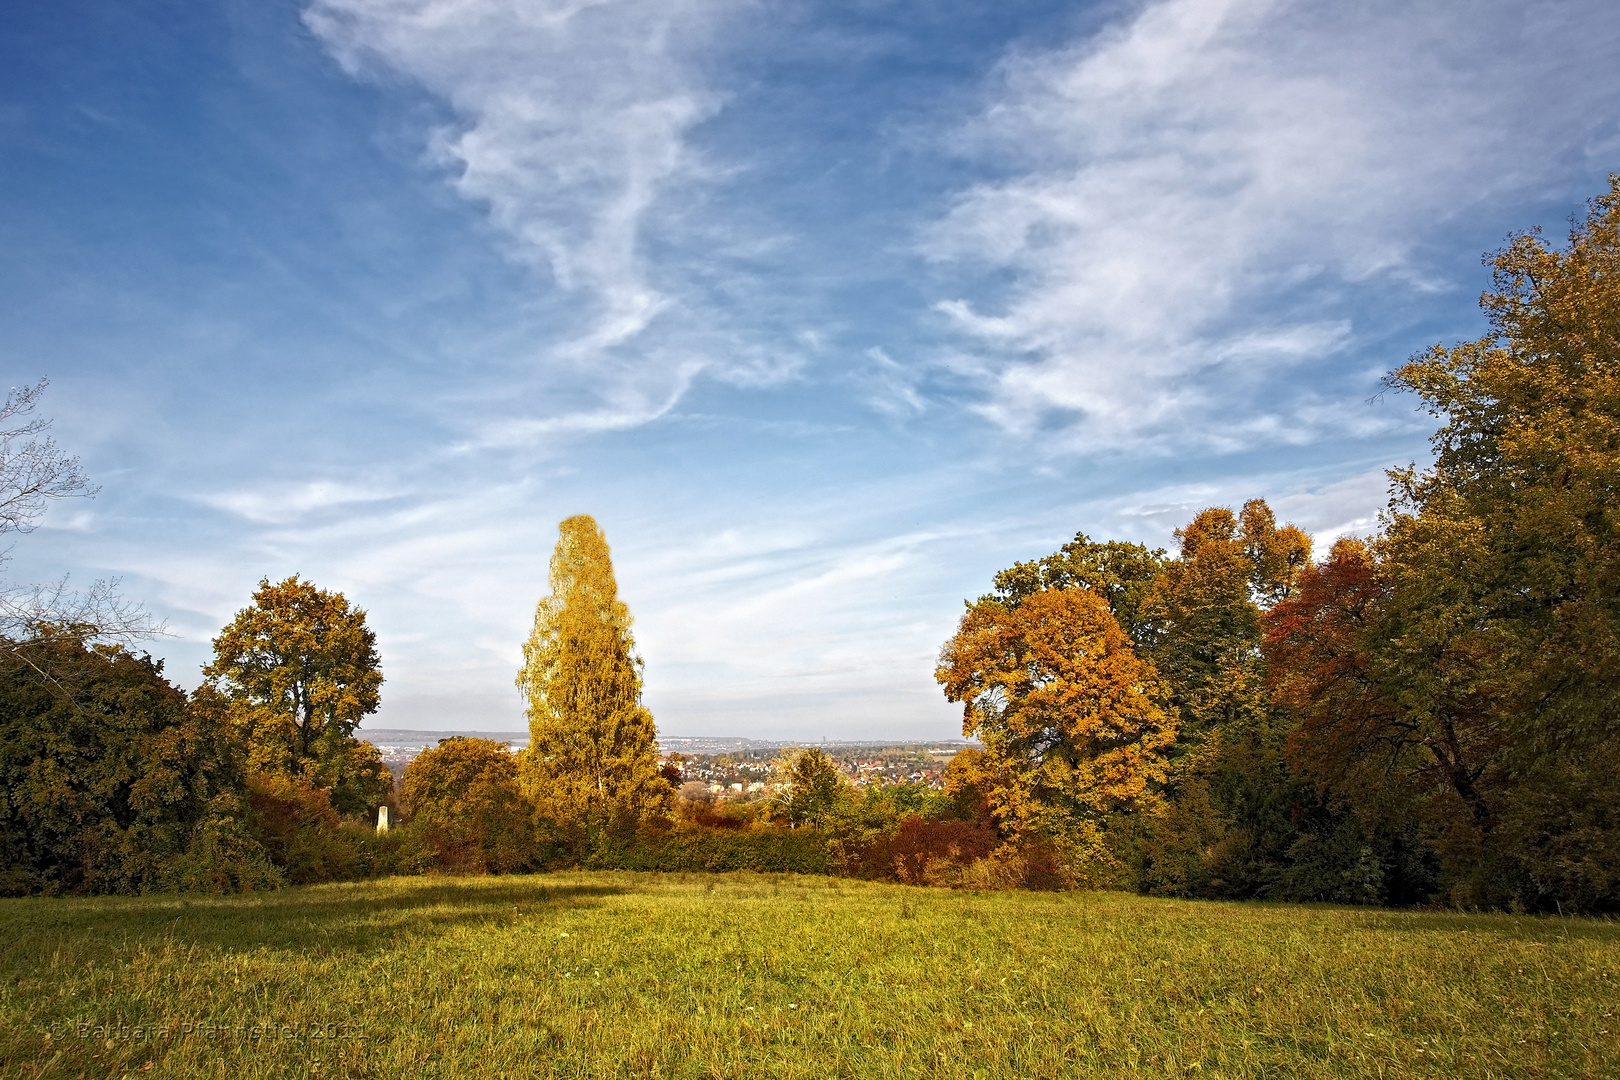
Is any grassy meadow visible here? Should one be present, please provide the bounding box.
[2,872,1616,1080]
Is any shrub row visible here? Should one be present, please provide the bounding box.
[585,825,836,875]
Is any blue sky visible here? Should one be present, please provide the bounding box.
[3,0,1618,740]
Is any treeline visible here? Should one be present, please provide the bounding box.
[4,181,1616,910]
[0,516,998,894]
[935,180,1620,913]
[0,578,417,895]
[394,516,1000,882]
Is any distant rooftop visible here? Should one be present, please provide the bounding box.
[357,729,975,754]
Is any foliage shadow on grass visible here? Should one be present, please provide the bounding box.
[0,877,632,960]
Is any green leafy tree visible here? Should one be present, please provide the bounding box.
[203,576,390,816]
[0,634,275,895]
[984,533,1167,650]
[518,515,667,840]
[1142,500,1310,743]
[771,747,849,827]
[1128,501,1323,900]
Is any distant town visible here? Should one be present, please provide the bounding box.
[359,729,975,795]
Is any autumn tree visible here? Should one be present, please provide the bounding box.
[403,737,536,873]
[203,576,391,816]
[1264,539,1399,793]
[1127,500,1330,900]
[1382,177,1620,767]
[517,515,666,840]
[1142,500,1310,743]
[1255,538,1444,903]
[983,533,1167,650]
[936,586,1177,878]
[1263,180,1620,910]
[1261,537,1492,831]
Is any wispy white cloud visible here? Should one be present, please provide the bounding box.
[855,347,927,418]
[201,479,403,524]
[463,357,703,449]
[303,0,753,400]
[926,0,1620,451]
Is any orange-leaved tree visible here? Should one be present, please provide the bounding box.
[936,586,1177,881]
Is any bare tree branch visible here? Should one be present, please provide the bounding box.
[0,576,168,645]
[0,379,97,535]
[0,380,163,647]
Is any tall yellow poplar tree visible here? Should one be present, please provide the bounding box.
[517,515,666,839]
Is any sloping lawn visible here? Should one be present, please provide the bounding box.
[3,872,1615,1079]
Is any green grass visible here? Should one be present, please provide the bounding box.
[2,873,1616,1079]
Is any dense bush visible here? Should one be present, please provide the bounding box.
[847,815,999,883]
[678,795,776,830]
[246,771,429,884]
[402,737,541,873]
[0,635,270,896]
[159,793,285,894]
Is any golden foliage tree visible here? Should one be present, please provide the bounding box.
[517,515,666,838]
[402,737,535,874]
[936,586,1177,878]
[1382,177,1620,765]
[202,576,390,816]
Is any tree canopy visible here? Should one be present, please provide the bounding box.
[203,576,390,815]
[1143,500,1310,742]
[0,635,260,895]
[1381,178,1620,762]
[518,515,666,838]
[937,585,1177,877]
[983,533,1167,651]
[1251,179,1620,909]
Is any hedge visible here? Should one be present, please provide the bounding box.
[585,826,835,874]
